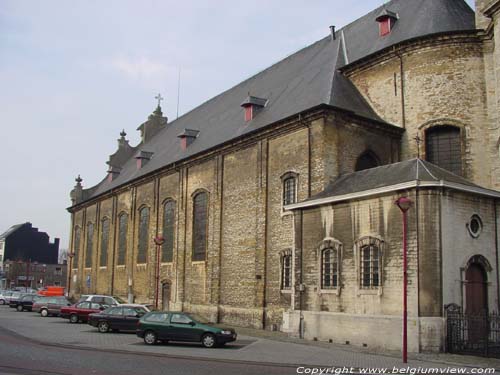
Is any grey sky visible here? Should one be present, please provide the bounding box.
[0,0,475,248]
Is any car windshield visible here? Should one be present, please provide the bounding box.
[113,296,127,304]
[186,313,211,324]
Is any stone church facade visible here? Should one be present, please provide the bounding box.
[68,0,500,352]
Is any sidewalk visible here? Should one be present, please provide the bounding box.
[1,307,499,371]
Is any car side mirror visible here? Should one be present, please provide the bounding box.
[189,321,196,326]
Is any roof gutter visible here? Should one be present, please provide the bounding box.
[285,180,500,211]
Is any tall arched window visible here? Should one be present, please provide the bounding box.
[355,150,380,171]
[73,226,81,269]
[117,213,128,266]
[192,191,208,261]
[99,217,110,267]
[281,251,292,290]
[361,243,380,288]
[425,125,462,175]
[85,222,94,268]
[321,248,338,289]
[281,172,298,207]
[162,200,176,263]
[137,207,150,263]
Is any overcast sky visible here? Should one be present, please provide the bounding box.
[0,0,475,249]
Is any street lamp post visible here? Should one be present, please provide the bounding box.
[395,196,413,364]
[153,236,165,310]
[67,252,75,298]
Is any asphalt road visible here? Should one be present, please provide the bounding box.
[0,322,293,375]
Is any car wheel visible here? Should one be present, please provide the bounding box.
[143,330,157,345]
[69,314,79,324]
[201,333,217,348]
[98,321,109,333]
[40,309,48,317]
[16,305,23,312]
[0,299,5,305]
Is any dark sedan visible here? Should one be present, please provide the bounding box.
[88,305,150,333]
[10,294,41,311]
[136,312,237,348]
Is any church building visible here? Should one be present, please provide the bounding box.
[68,0,500,352]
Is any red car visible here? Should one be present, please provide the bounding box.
[60,301,108,323]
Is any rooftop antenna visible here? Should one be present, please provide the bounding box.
[176,68,181,119]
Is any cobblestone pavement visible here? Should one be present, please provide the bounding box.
[0,306,498,371]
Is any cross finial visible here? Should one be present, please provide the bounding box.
[155,93,164,107]
[414,134,422,159]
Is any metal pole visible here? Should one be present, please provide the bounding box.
[155,244,160,309]
[403,209,408,363]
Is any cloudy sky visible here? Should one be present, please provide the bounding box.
[0,0,475,250]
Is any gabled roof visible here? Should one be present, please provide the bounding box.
[75,0,475,206]
[287,159,500,210]
[0,224,25,240]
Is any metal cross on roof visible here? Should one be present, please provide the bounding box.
[155,93,164,107]
[414,135,422,159]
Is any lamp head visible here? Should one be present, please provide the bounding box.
[395,197,413,212]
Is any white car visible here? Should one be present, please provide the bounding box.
[77,295,126,306]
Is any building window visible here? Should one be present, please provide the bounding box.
[360,244,381,288]
[100,217,110,267]
[467,214,483,238]
[54,267,62,276]
[355,150,380,171]
[117,213,128,266]
[162,200,176,262]
[281,172,298,207]
[85,222,94,268]
[321,248,338,289]
[281,251,292,290]
[192,192,208,261]
[137,207,150,264]
[425,125,462,176]
[73,226,81,269]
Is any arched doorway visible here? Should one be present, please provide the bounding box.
[465,262,488,315]
[161,281,171,311]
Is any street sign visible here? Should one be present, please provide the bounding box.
[86,275,91,288]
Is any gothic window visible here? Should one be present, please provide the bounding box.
[117,213,128,266]
[192,192,208,261]
[99,217,110,267]
[137,207,150,264]
[282,172,298,207]
[360,244,381,288]
[85,222,94,268]
[355,150,380,171]
[162,200,175,262]
[73,226,81,269]
[425,125,462,176]
[281,251,292,290]
[321,248,339,289]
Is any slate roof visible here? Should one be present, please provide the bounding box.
[75,0,475,205]
[288,159,500,209]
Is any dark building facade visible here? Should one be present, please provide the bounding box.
[0,223,59,264]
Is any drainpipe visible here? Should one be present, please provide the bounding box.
[495,201,499,312]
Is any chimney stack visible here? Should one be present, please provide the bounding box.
[330,25,336,41]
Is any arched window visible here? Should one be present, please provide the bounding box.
[360,243,380,288]
[137,207,150,263]
[192,191,208,261]
[162,200,176,262]
[85,222,94,268]
[355,150,380,171]
[117,213,128,266]
[73,226,81,269]
[281,251,292,290]
[282,172,298,207]
[425,125,462,175]
[321,248,338,289]
[99,217,110,267]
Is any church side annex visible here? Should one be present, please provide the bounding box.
[68,0,500,352]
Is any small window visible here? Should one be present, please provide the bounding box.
[467,215,483,238]
[85,222,94,268]
[145,313,168,322]
[360,244,381,288]
[355,151,380,171]
[90,303,102,309]
[123,308,138,316]
[281,252,292,290]
[281,172,298,207]
[100,217,110,267]
[73,226,81,269]
[107,307,123,315]
[78,302,90,309]
[162,200,176,262]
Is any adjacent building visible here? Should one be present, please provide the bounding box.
[67,0,500,352]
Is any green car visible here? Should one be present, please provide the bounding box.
[136,311,237,348]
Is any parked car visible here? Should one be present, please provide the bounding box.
[10,294,42,311]
[88,304,150,333]
[60,301,108,323]
[77,295,126,306]
[0,291,13,305]
[136,311,237,348]
[7,292,24,307]
[32,296,72,317]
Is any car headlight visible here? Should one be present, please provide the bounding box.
[220,330,232,335]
